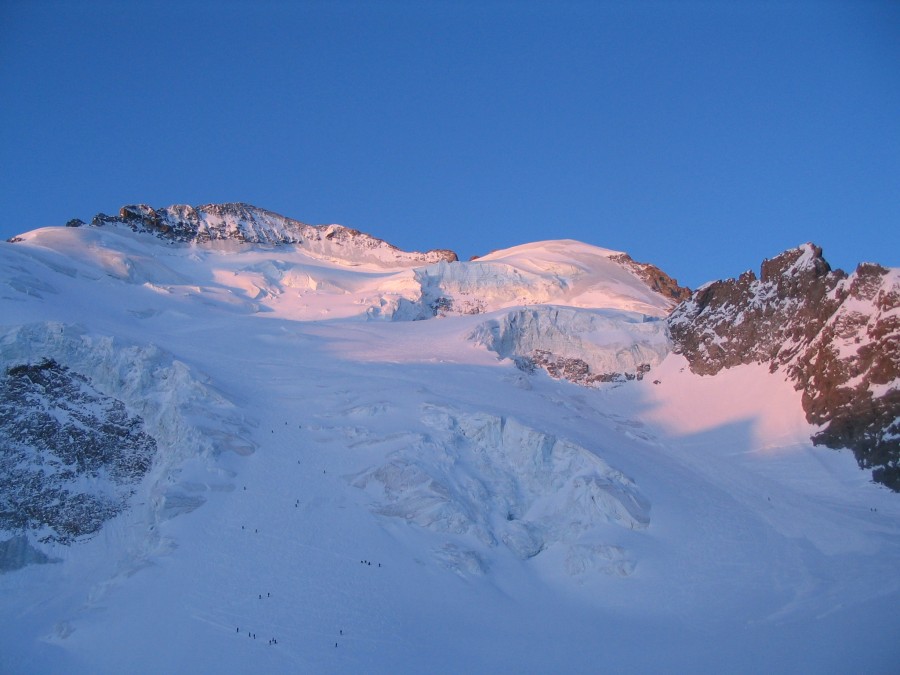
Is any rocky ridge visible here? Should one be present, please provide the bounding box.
[67,203,458,267]
[608,253,691,305]
[669,244,900,490]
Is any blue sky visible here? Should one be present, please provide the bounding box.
[1,0,898,288]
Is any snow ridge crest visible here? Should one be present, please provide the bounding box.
[69,203,458,268]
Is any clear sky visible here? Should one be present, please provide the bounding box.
[1,0,898,288]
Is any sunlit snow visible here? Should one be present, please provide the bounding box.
[1,223,898,673]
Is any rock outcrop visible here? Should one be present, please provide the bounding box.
[669,244,900,490]
[608,253,691,305]
[0,359,156,546]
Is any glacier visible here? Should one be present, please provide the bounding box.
[0,209,898,674]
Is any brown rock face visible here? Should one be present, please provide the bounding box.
[791,263,900,488]
[668,245,846,374]
[609,253,691,305]
[669,244,900,490]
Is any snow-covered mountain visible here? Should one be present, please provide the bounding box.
[1,205,898,673]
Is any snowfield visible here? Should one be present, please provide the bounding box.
[1,221,898,673]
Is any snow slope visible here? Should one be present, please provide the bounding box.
[475,239,677,314]
[1,221,898,673]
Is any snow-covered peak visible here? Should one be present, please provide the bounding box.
[77,203,458,269]
[759,242,833,283]
[452,239,689,317]
[477,239,624,264]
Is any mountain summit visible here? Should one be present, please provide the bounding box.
[68,202,458,267]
